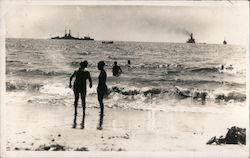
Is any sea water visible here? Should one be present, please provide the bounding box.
[6,38,247,112]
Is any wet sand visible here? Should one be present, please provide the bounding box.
[5,92,249,157]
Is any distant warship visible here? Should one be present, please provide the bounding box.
[51,29,94,40]
[186,33,195,43]
[223,40,227,45]
[223,38,227,45]
[102,41,114,44]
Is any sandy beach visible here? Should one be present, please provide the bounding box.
[5,91,248,156]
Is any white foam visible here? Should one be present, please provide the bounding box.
[40,83,72,96]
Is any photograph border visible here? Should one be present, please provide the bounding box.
[0,0,249,157]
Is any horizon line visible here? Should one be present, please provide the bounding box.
[5,37,242,45]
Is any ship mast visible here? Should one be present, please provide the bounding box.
[190,33,193,40]
[223,36,227,45]
[69,29,71,37]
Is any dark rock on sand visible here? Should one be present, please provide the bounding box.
[207,126,246,145]
[118,148,126,151]
[14,147,20,150]
[36,144,67,151]
[74,147,88,151]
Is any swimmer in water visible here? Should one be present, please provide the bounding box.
[112,61,122,77]
[128,60,131,66]
[221,65,224,70]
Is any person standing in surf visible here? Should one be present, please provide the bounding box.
[69,60,92,129]
[97,61,108,130]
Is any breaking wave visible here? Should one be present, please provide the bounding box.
[6,81,42,91]
[190,67,219,73]
[7,80,246,103]
[15,69,70,76]
[107,85,246,102]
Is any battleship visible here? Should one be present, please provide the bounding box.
[186,33,195,43]
[51,30,94,40]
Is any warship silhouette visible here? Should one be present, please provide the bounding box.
[223,40,227,45]
[186,33,195,43]
[102,41,114,44]
[51,29,94,40]
[223,37,227,45]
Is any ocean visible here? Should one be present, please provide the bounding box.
[6,38,247,112]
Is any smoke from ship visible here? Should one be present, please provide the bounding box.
[167,27,194,43]
[167,27,191,36]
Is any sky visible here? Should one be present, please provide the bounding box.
[4,1,249,45]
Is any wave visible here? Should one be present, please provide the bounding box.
[16,69,70,76]
[135,63,182,69]
[6,60,32,66]
[215,92,246,102]
[190,67,219,73]
[109,63,243,75]
[7,79,246,103]
[70,62,80,67]
[169,79,245,87]
[77,51,91,55]
[37,82,247,103]
[7,60,22,63]
[188,66,243,75]
[108,86,246,102]
[6,81,42,91]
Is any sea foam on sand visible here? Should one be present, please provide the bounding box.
[5,92,248,157]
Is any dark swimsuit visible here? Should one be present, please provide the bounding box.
[73,70,90,93]
[97,70,108,97]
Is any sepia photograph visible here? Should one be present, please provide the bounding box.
[0,0,249,157]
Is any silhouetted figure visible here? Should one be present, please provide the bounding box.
[127,60,131,69]
[112,61,122,77]
[128,60,131,65]
[97,61,108,130]
[69,61,92,129]
[221,65,224,70]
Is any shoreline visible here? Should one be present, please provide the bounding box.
[6,97,248,152]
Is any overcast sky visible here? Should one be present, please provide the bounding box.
[5,2,249,44]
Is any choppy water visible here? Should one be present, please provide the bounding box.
[6,38,247,112]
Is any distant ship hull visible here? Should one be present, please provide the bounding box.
[102,41,113,44]
[186,39,195,43]
[51,30,94,41]
[51,37,94,40]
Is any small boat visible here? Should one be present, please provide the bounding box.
[102,41,114,44]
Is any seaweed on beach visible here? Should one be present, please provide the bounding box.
[74,147,89,151]
[35,144,68,151]
[108,133,130,139]
[207,126,246,145]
